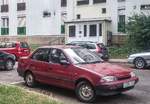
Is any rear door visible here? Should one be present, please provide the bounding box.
[29,48,51,82]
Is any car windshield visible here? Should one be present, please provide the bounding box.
[64,48,103,64]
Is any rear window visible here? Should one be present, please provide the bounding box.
[0,42,16,48]
[20,42,29,48]
[86,44,96,49]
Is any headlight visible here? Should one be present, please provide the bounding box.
[130,72,136,77]
[101,76,117,82]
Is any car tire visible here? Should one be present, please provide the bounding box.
[75,81,96,103]
[5,59,15,71]
[24,72,36,87]
[134,58,146,69]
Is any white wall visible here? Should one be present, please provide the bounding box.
[27,0,62,36]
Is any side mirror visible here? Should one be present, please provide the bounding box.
[60,59,70,65]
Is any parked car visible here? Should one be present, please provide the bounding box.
[0,51,15,70]
[17,45,138,103]
[128,51,150,69]
[0,41,30,60]
[66,41,109,61]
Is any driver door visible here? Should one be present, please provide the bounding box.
[47,48,74,89]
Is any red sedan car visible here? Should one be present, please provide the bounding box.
[17,45,139,103]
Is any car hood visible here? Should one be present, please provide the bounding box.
[130,52,150,57]
[77,63,131,77]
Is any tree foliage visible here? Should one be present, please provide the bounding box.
[126,14,150,50]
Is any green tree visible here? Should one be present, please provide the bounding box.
[126,14,150,50]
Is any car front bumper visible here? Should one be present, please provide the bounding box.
[95,77,139,96]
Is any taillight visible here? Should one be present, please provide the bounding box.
[96,47,102,53]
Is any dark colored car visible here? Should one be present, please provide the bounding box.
[66,41,109,61]
[0,51,15,70]
[0,41,30,60]
[17,45,138,103]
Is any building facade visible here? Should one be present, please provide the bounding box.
[0,0,67,36]
[0,0,150,45]
[65,0,150,45]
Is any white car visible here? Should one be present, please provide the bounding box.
[128,52,150,69]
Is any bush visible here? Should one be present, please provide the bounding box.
[109,45,139,59]
[126,14,150,50]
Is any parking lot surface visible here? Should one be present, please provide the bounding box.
[0,63,150,104]
[0,63,23,84]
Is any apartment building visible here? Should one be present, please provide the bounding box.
[0,0,149,45]
[65,0,150,45]
[0,0,67,36]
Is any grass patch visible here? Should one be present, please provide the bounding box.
[0,85,62,104]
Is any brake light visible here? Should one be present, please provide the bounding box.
[96,47,102,53]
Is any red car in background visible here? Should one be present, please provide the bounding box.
[0,41,30,60]
[17,45,138,103]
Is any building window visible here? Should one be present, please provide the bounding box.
[77,14,81,19]
[17,0,26,11]
[99,24,102,36]
[17,16,26,35]
[102,8,106,14]
[141,4,150,10]
[61,0,67,7]
[118,15,125,33]
[89,25,97,36]
[93,0,106,4]
[69,25,76,37]
[1,0,8,12]
[77,0,89,6]
[1,17,9,35]
[61,25,65,34]
[84,25,87,37]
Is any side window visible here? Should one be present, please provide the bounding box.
[32,48,49,62]
[5,42,16,48]
[86,44,96,49]
[20,42,29,48]
[49,49,67,64]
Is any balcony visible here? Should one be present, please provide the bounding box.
[17,3,26,11]
[1,5,8,12]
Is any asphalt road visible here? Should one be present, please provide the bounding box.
[0,63,150,104]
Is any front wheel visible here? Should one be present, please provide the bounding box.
[24,72,36,87]
[5,59,15,70]
[134,58,146,69]
[75,81,96,103]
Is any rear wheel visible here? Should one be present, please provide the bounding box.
[5,59,15,70]
[75,81,96,103]
[24,72,36,87]
[134,58,146,69]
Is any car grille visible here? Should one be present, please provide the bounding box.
[117,75,131,80]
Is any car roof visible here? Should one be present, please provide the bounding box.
[38,45,80,50]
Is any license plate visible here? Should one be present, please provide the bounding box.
[123,81,135,88]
